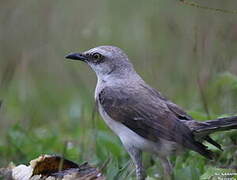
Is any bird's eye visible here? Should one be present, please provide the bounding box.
[92,53,102,60]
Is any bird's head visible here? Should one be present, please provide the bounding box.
[66,46,134,79]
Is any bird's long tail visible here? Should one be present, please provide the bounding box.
[185,116,237,151]
[193,116,237,136]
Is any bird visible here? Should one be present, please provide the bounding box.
[65,46,237,180]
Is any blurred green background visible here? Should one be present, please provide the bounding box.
[0,0,237,179]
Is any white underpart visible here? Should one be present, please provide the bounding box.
[96,100,176,156]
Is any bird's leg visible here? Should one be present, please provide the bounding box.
[160,157,173,180]
[125,147,146,180]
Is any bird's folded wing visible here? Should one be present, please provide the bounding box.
[98,86,212,159]
[140,84,193,121]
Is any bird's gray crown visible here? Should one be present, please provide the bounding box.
[66,46,135,79]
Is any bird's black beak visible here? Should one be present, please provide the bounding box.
[65,53,87,62]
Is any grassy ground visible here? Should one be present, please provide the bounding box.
[0,72,237,180]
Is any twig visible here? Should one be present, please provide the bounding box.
[99,156,112,172]
[197,77,211,119]
[179,0,237,14]
[58,140,68,172]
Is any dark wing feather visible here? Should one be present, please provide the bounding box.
[141,85,222,150]
[166,101,193,120]
[140,84,193,120]
[98,85,213,159]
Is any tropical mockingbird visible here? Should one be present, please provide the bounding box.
[66,46,237,180]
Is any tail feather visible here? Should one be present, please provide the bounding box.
[184,115,237,152]
[204,136,223,151]
[193,116,237,136]
[180,115,237,158]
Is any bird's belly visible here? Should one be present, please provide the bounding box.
[98,104,176,155]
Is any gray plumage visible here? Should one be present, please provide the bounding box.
[66,46,237,180]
